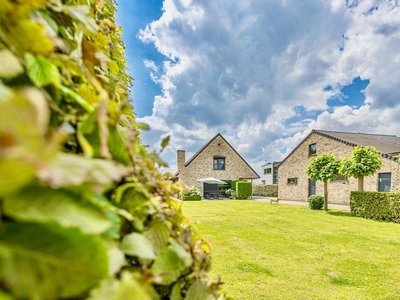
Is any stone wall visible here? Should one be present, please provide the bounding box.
[278,132,400,204]
[177,135,259,189]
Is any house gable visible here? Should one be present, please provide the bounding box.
[280,130,400,166]
[177,133,259,188]
[278,130,400,204]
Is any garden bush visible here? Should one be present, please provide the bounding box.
[179,187,201,201]
[252,184,278,197]
[308,195,324,210]
[0,1,227,299]
[237,182,252,199]
[350,191,400,223]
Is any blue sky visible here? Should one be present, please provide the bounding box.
[115,0,400,177]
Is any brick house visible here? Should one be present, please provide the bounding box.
[278,130,400,204]
[176,133,259,196]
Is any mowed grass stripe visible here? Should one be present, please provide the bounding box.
[182,200,400,300]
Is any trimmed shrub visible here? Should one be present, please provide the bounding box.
[237,182,252,199]
[231,179,246,191]
[182,195,201,201]
[252,184,278,197]
[231,180,239,191]
[308,195,324,210]
[350,191,400,223]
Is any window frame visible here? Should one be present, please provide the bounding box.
[378,172,391,192]
[287,178,298,185]
[264,168,272,175]
[213,156,226,170]
[309,143,317,156]
[273,168,278,184]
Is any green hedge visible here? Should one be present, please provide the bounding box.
[252,184,278,197]
[182,195,201,201]
[231,180,246,191]
[0,1,227,299]
[236,182,252,199]
[350,191,400,223]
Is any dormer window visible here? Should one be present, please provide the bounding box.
[213,156,225,170]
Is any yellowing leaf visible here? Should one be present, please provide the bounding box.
[0,85,56,197]
[0,0,47,19]
[20,87,49,135]
[5,20,53,55]
[63,5,99,32]
[0,50,23,78]
[109,60,120,75]
[78,83,98,104]
[0,159,36,198]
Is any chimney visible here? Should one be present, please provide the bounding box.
[177,150,186,173]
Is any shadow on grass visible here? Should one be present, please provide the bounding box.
[327,210,354,218]
[236,262,274,277]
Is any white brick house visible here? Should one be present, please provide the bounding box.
[176,133,259,193]
[278,130,400,204]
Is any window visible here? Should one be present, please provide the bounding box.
[264,168,272,174]
[287,178,298,184]
[378,173,391,192]
[261,180,266,184]
[213,156,225,170]
[309,143,317,156]
[273,168,278,184]
[308,179,316,196]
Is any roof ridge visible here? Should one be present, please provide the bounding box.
[312,130,399,161]
[314,129,397,138]
[184,133,222,166]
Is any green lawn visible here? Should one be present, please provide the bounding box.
[182,200,400,300]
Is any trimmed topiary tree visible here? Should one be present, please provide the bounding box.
[306,154,341,211]
[339,146,383,191]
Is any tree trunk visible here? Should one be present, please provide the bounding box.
[358,175,364,191]
[323,180,328,211]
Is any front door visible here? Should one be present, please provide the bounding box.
[309,179,316,197]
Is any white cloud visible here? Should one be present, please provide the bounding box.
[134,0,400,174]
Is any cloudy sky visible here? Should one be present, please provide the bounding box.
[116,0,400,177]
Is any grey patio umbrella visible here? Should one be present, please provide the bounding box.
[197,177,227,184]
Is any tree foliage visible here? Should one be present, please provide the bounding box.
[0,1,228,299]
[339,146,383,191]
[306,154,341,211]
